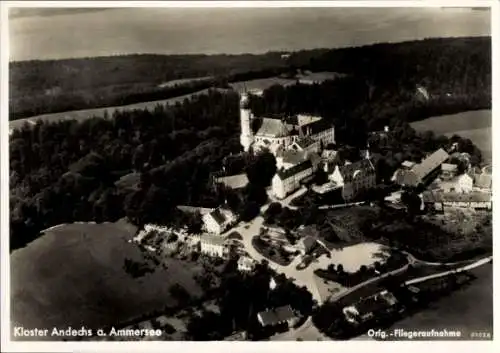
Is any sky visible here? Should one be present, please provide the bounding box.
[8,7,491,61]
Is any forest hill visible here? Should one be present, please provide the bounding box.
[10,36,490,120]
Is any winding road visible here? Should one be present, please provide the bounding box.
[222,189,493,341]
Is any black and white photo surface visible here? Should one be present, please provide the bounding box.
[1,1,495,350]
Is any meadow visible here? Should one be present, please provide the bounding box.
[10,220,205,339]
[9,76,298,131]
[410,109,492,162]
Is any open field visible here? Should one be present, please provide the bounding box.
[9,76,297,131]
[9,88,228,131]
[10,221,205,340]
[330,242,390,273]
[229,77,296,93]
[158,76,214,88]
[388,264,493,338]
[410,109,491,162]
[9,72,342,131]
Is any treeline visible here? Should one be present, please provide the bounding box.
[10,53,289,120]
[9,90,242,251]
[10,37,490,120]
[248,36,490,133]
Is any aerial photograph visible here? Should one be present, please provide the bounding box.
[5,3,493,344]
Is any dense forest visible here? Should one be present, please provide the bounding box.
[248,37,491,136]
[10,37,490,120]
[10,53,289,120]
[9,90,243,250]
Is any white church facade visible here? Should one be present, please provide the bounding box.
[239,93,335,156]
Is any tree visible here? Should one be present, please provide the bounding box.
[264,202,282,224]
[336,264,344,274]
[245,151,276,188]
[401,190,422,215]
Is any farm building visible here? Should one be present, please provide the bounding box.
[394,148,450,187]
[342,290,398,324]
[257,305,298,327]
[422,191,492,211]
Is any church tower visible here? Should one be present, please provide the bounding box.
[240,93,254,152]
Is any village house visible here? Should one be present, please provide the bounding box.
[432,173,474,193]
[394,148,450,187]
[440,163,459,180]
[327,157,377,201]
[199,235,229,258]
[422,191,492,212]
[272,149,321,199]
[257,305,299,328]
[202,207,236,235]
[237,256,257,272]
[342,290,398,324]
[215,173,249,190]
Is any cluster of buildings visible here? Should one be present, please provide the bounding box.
[240,92,377,201]
[135,206,257,272]
[389,147,492,213]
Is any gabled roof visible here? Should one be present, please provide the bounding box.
[441,163,458,172]
[257,305,295,326]
[298,118,332,136]
[411,148,449,181]
[216,174,249,189]
[401,160,416,169]
[295,136,317,149]
[353,292,396,316]
[238,256,255,267]
[339,159,375,182]
[200,235,227,247]
[209,208,226,225]
[276,159,313,180]
[280,150,308,165]
[255,118,291,138]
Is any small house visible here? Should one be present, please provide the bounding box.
[257,305,298,328]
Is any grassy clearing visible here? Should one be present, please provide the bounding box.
[9,76,297,131]
[11,221,205,335]
[229,77,296,93]
[410,109,491,162]
[9,88,226,130]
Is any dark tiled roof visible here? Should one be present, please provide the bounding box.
[258,305,295,326]
[255,118,291,137]
[412,148,449,181]
[277,159,313,180]
[209,208,226,225]
[354,294,392,316]
[339,159,375,182]
[280,150,308,165]
[422,191,491,203]
[295,136,317,149]
[298,119,332,136]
